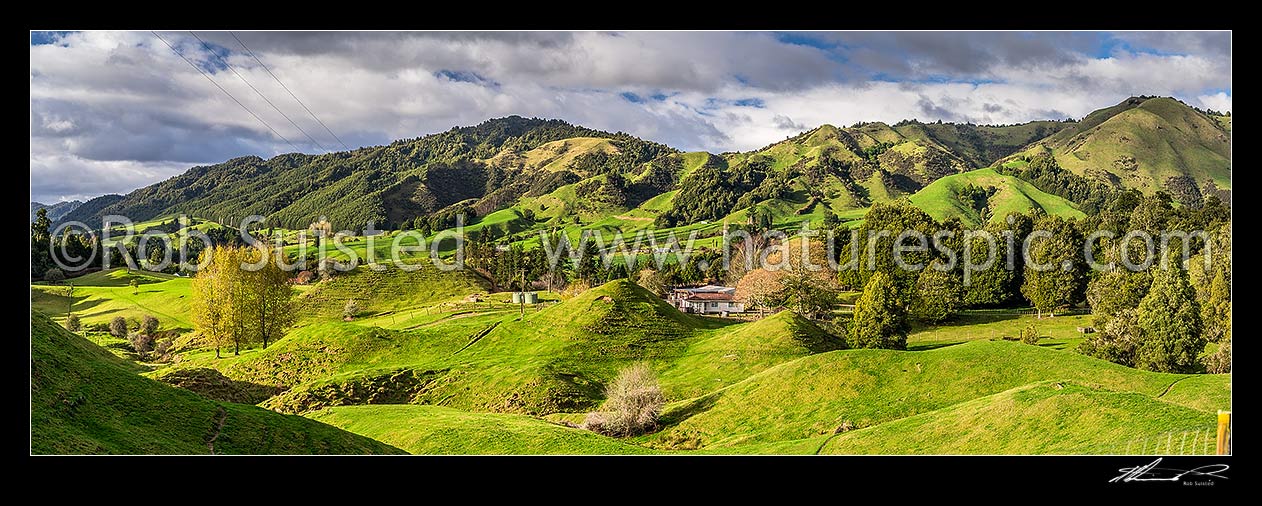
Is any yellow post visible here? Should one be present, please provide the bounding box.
[1217,410,1231,455]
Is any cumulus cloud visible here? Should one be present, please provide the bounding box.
[29,30,1231,203]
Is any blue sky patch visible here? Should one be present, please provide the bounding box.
[620,92,644,104]
[31,31,74,46]
[435,69,499,87]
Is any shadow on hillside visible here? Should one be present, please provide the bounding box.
[691,316,744,330]
[950,312,1024,325]
[659,393,719,426]
[907,341,966,352]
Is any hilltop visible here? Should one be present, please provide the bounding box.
[907,168,1085,227]
[31,200,82,222]
[1010,96,1231,204]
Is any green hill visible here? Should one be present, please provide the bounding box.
[1013,96,1231,197]
[819,381,1215,454]
[62,116,675,230]
[896,120,1072,169]
[311,405,653,455]
[178,280,708,415]
[908,168,1086,227]
[31,199,82,222]
[658,310,846,399]
[649,340,1229,449]
[178,279,851,419]
[31,269,194,329]
[30,311,403,454]
[294,262,490,320]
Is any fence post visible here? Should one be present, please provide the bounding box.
[1217,410,1231,455]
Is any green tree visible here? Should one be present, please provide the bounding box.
[841,201,938,301]
[242,248,297,349]
[1200,268,1231,343]
[575,236,602,283]
[191,246,234,358]
[780,268,838,320]
[961,226,1016,307]
[1021,215,1085,317]
[1134,261,1204,373]
[1189,224,1231,344]
[1020,322,1040,345]
[849,272,909,349]
[1078,308,1142,366]
[1085,268,1151,326]
[129,278,140,295]
[44,267,65,284]
[31,208,53,278]
[911,261,962,324]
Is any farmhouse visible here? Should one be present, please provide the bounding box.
[668,285,745,315]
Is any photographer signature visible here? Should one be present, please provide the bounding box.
[1110,458,1229,483]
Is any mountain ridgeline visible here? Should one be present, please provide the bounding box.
[57,97,1230,231]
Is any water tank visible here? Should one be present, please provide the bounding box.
[524,292,538,304]
[511,292,522,304]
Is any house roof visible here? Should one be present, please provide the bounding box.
[674,285,736,294]
[684,292,736,302]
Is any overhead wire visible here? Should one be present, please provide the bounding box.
[151,31,301,152]
[229,31,351,151]
[188,31,328,152]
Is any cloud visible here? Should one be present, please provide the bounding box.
[1195,92,1232,113]
[29,154,190,203]
[29,30,1231,202]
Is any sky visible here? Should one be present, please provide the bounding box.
[29,30,1231,204]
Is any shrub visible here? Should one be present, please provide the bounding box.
[1020,323,1040,345]
[129,278,140,294]
[153,337,174,363]
[582,363,664,437]
[109,316,128,339]
[343,299,360,320]
[140,315,159,337]
[44,268,65,283]
[65,314,81,333]
[294,270,316,285]
[129,331,155,358]
[1203,339,1231,374]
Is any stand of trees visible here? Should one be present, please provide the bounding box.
[190,245,296,358]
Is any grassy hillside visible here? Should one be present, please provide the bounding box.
[908,168,1085,227]
[650,340,1229,449]
[295,262,490,320]
[819,381,1215,454]
[31,270,193,330]
[181,279,853,419]
[658,311,845,399]
[30,311,403,455]
[896,120,1071,169]
[311,405,652,455]
[1014,97,1231,195]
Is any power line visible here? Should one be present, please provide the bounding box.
[151,31,301,153]
[189,31,328,152]
[229,31,351,151]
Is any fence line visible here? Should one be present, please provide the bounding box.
[1121,426,1228,456]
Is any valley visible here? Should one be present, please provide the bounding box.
[30,95,1232,456]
